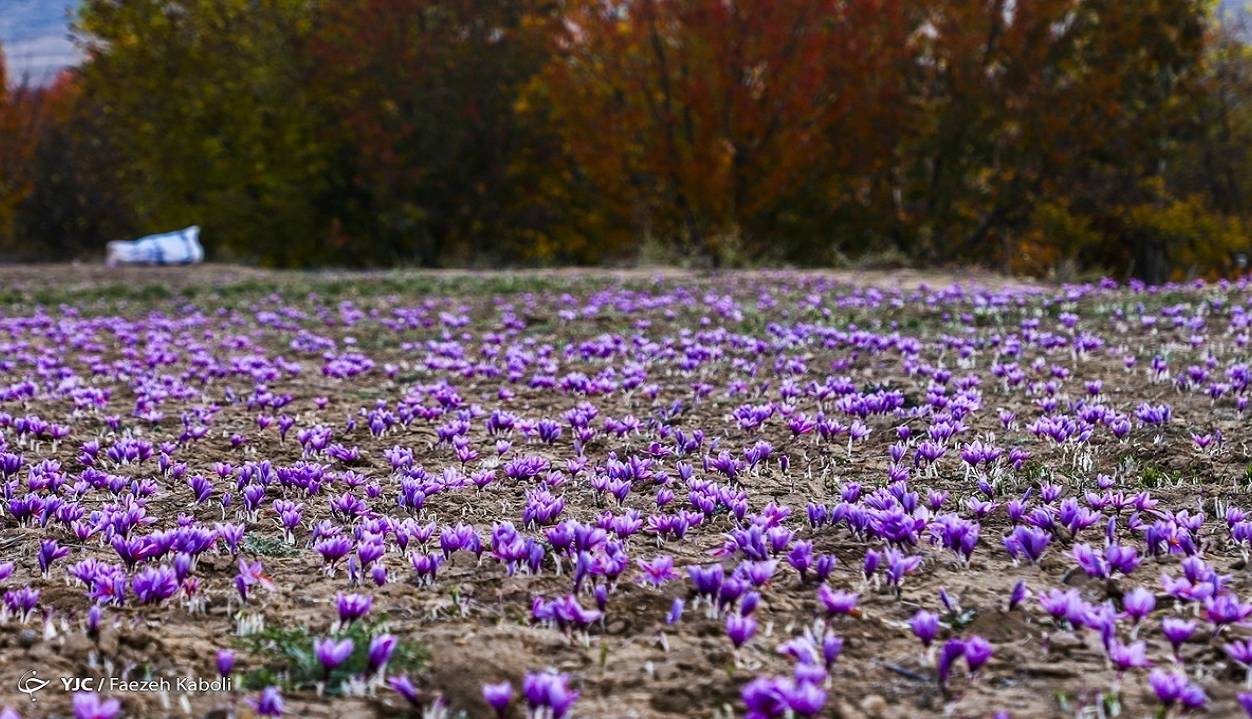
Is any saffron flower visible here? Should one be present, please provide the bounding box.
[937,639,965,688]
[216,649,235,677]
[131,565,179,605]
[636,555,679,586]
[37,539,69,577]
[361,633,396,675]
[1121,587,1156,624]
[726,612,758,648]
[667,597,685,625]
[314,637,355,675]
[336,593,374,625]
[72,692,121,719]
[963,635,993,674]
[1148,669,1207,710]
[389,675,423,706]
[909,610,940,648]
[816,586,859,617]
[1108,640,1150,671]
[482,681,514,717]
[248,686,285,717]
[522,669,579,719]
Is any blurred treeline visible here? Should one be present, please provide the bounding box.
[1,0,1251,280]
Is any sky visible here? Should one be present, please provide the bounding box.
[0,0,1249,86]
[0,0,80,85]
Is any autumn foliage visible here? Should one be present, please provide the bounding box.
[0,0,1249,279]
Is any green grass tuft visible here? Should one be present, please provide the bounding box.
[238,618,427,694]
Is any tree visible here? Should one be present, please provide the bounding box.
[544,0,867,265]
[306,0,566,266]
[895,0,1212,280]
[0,45,44,251]
[12,72,138,259]
[76,0,329,265]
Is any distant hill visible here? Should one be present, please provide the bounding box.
[0,1,79,84]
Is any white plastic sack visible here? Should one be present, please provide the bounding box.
[106,226,204,266]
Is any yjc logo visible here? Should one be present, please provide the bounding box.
[16,670,49,702]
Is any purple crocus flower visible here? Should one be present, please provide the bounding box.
[314,637,354,675]
[72,692,121,719]
[813,554,836,583]
[531,594,601,631]
[636,555,679,586]
[1148,669,1207,710]
[1003,526,1051,563]
[482,681,514,717]
[1226,639,1252,671]
[785,677,826,716]
[1038,588,1086,626]
[882,548,923,589]
[248,686,285,717]
[963,635,993,674]
[131,565,180,605]
[234,558,273,603]
[1108,640,1150,671]
[86,604,102,636]
[937,639,965,688]
[741,591,761,616]
[389,675,423,706]
[367,634,397,675]
[410,552,443,584]
[216,649,235,677]
[909,610,940,648]
[3,586,40,622]
[822,633,844,668]
[785,540,814,582]
[314,536,354,567]
[1121,587,1156,623]
[522,670,579,719]
[741,676,788,719]
[1161,616,1195,657]
[1238,692,1252,718]
[688,564,724,598]
[1205,593,1252,628]
[336,593,373,625]
[816,586,859,617]
[726,612,758,648]
[667,597,685,625]
[1008,580,1028,611]
[37,539,69,577]
[370,563,388,586]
